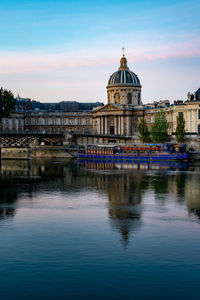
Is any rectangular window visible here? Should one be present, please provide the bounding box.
[61,118,64,125]
[179,112,183,117]
[69,118,74,125]
[45,118,48,125]
[147,115,151,123]
[53,118,56,125]
[198,110,200,120]
[77,118,82,125]
[86,118,90,125]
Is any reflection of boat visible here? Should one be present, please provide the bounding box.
[76,144,189,161]
[77,159,189,171]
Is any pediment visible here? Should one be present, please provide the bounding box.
[93,103,121,113]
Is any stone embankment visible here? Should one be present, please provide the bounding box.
[0,138,200,160]
[0,146,72,160]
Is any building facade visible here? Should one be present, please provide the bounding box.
[144,96,200,136]
[87,55,144,144]
[1,54,200,144]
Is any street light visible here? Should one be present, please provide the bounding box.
[26,128,29,147]
[25,128,31,160]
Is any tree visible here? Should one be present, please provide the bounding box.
[175,113,185,142]
[138,117,149,143]
[151,111,169,143]
[0,87,16,121]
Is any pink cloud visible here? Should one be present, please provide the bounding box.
[0,43,200,74]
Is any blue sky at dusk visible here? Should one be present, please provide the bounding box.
[0,0,200,103]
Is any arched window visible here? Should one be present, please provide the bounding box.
[127,93,132,104]
[114,93,120,104]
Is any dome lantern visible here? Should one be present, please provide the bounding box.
[119,55,129,70]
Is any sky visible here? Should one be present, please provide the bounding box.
[0,0,200,104]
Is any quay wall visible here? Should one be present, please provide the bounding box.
[1,146,72,160]
[1,136,200,160]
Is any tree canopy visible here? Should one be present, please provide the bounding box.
[151,111,169,143]
[0,87,16,120]
[138,117,149,143]
[175,113,185,142]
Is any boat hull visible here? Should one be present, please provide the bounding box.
[77,153,189,161]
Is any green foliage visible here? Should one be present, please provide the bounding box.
[138,117,149,143]
[175,113,185,142]
[0,87,16,120]
[151,111,169,143]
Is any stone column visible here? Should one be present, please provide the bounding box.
[121,116,124,136]
[120,116,122,135]
[97,117,101,134]
[114,116,117,135]
[116,116,118,135]
[100,117,103,134]
[123,115,126,136]
[126,115,130,136]
[117,116,120,135]
[121,115,125,135]
[105,117,108,135]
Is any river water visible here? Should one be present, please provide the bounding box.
[0,159,200,300]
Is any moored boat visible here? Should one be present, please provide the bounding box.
[76,144,189,161]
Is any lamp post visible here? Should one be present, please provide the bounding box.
[26,128,29,147]
[26,128,31,160]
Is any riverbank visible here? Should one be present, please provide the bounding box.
[1,141,200,160]
[0,146,72,160]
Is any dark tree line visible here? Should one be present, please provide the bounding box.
[139,111,185,143]
[0,87,16,121]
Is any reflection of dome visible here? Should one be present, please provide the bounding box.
[107,55,141,88]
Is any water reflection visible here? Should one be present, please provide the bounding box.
[77,159,200,222]
[107,173,145,246]
[0,159,200,232]
[0,176,20,222]
[78,159,190,171]
[1,159,200,300]
[185,174,200,218]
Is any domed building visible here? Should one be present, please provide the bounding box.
[92,54,144,140]
[107,55,142,106]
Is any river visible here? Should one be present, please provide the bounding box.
[0,159,200,299]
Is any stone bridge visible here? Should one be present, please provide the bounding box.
[0,133,65,147]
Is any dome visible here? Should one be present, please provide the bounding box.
[107,55,141,87]
[108,69,141,87]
